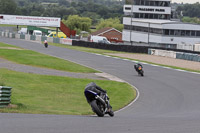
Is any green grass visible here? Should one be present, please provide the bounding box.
[0,42,98,73]
[0,68,135,115]
[49,42,121,54]
[0,24,26,28]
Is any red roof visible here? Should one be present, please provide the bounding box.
[90,27,121,36]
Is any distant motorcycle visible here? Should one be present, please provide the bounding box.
[134,64,144,76]
[44,40,48,48]
[84,90,114,117]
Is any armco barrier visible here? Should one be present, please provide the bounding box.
[0,86,12,108]
[72,40,149,53]
[176,52,200,62]
[25,34,30,40]
[60,38,72,45]
[149,49,176,58]
[15,34,20,39]
[5,32,9,38]
[20,34,25,39]
[9,33,15,38]
[36,36,42,41]
[53,38,60,43]
[41,36,47,42]
[30,35,36,40]
[47,37,53,43]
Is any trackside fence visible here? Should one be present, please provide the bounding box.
[1,31,200,62]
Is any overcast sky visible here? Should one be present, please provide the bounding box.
[172,0,200,4]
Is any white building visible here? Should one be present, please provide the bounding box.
[122,0,200,48]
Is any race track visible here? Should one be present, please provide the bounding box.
[1,37,200,133]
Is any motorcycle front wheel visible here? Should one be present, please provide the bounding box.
[108,109,114,117]
[140,70,144,76]
[91,100,104,117]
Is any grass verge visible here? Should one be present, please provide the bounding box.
[0,68,136,115]
[0,42,98,73]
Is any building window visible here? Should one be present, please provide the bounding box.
[131,0,170,7]
[145,14,149,18]
[181,30,185,36]
[197,31,200,36]
[141,0,145,5]
[174,30,181,36]
[185,30,190,36]
[164,30,169,35]
[150,1,154,6]
[134,0,140,5]
[155,1,159,6]
[170,30,174,35]
[191,31,196,36]
[135,13,139,18]
[140,13,144,18]
[149,14,154,19]
[154,14,158,19]
[145,1,150,6]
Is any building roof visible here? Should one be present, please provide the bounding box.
[131,18,177,24]
[91,27,122,36]
[131,18,200,26]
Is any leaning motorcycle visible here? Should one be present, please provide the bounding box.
[84,90,114,117]
[135,65,144,76]
[44,42,48,48]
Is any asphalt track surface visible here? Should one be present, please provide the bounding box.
[1,37,200,133]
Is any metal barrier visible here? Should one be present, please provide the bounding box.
[176,52,200,62]
[0,86,12,108]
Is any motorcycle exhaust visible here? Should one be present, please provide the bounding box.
[95,95,106,105]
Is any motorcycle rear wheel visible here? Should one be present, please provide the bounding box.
[140,70,144,76]
[91,100,104,117]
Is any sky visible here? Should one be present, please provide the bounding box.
[172,0,200,4]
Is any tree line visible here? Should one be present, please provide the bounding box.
[176,2,200,24]
[0,0,124,34]
[1,0,200,33]
[0,0,124,24]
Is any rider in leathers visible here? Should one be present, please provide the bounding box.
[134,62,143,72]
[85,82,107,98]
[85,82,112,112]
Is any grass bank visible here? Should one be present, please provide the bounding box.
[0,41,136,115]
[0,42,98,73]
[0,69,135,115]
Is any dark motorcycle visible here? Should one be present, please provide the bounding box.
[134,65,144,76]
[44,42,48,48]
[84,90,114,117]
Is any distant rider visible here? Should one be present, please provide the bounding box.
[44,40,48,48]
[134,61,143,72]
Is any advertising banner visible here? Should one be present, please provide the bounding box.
[0,14,60,27]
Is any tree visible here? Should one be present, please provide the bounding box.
[96,18,123,31]
[62,15,92,34]
[182,17,200,24]
[58,0,70,7]
[0,0,17,14]
[176,2,200,18]
[81,11,101,25]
